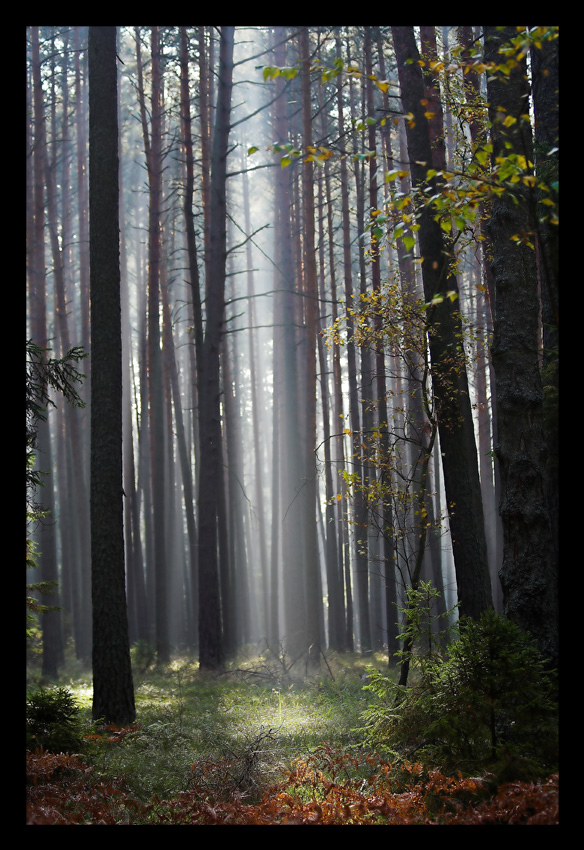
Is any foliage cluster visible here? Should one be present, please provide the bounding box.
[26,647,558,825]
[260,26,558,278]
[25,340,87,513]
[361,606,558,781]
[26,686,87,754]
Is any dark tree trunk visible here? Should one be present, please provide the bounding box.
[179,26,203,645]
[88,25,135,724]
[484,26,558,669]
[530,29,559,566]
[149,27,170,664]
[391,26,492,621]
[197,26,235,671]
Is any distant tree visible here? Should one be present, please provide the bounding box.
[298,26,322,666]
[26,341,86,651]
[88,25,135,724]
[28,26,65,679]
[197,25,235,670]
[134,26,170,664]
[26,341,87,515]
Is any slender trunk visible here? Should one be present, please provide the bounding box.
[335,29,360,651]
[316,165,342,650]
[271,28,306,660]
[241,156,270,639]
[137,26,170,663]
[197,26,235,670]
[29,27,65,679]
[299,27,322,664]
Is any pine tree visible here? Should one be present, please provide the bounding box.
[88,25,135,724]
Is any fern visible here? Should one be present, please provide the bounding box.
[26,745,559,825]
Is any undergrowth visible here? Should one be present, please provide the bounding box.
[26,644,559,825]
[26,745,559,825]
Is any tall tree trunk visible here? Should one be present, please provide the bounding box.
[484,26,558,668]
[298,27,322,665]
[88,25,135,724]
[179,26,203,645]
[72,27,93,662]
[322,156,349,651]
[197,26,235,670]
[150,27,170,663]
[391,26,492,621]
[29,26,65,680]
[241,155,270,644]
[365,27,395,654]
[134,26,170,663]
[316,164,342,651]
[271,27,306,661]
[530,29,559,567]
[334,29,361,651]
[458,26,503,607]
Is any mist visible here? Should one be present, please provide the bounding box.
[28,25,513,677]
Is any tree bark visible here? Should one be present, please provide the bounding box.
[484,26,558,668]
[29,27,65,680]
[197,26,235,670]
[299,26,322,665]
[88,25,135,724]
[391,26,492,621]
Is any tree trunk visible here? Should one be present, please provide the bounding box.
[484,26,558,668]
[530,29,559,566]
[88,25,135,724]
[391,26,492,621]
[299,27,322,665]
[29,27,65,680]
[197,26,235,670]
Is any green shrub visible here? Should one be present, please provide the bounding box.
[26,686,86,754]
[361,609,558,779]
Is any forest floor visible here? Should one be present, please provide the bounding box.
[26,647,559,825]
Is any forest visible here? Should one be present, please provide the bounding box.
[26,26,559,825]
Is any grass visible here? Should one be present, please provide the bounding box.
[27,646,389,808]
[26,643,559,824]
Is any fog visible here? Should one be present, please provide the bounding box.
[28,26,501,678]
